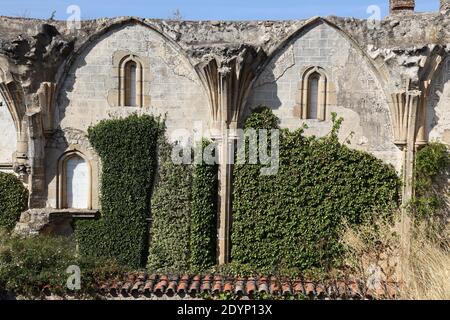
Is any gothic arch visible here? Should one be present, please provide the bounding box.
[424,52,450,144]
[297,66,330,121]
[262,17,391,100]
[54,18,200,104]
[0,62,27,135]
[57,149,92,210]
[253,17,395,141]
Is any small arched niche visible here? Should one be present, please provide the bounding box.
[57,151,92,209]
[298,66,329,121]
[118,54,146,107]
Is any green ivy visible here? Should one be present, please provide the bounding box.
[190,140,218,270]
[231,107,400,272]
[147,139,193,273]
[411,142,449,225]
[76,114,163,268]
[0,172,28,231]
[147,139,218,272]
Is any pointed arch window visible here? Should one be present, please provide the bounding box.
[298,66,329,121]
[119,55,144,107]
[58,151,92,209]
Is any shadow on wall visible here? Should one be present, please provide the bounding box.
[427,56,450,142]
[56,24,136,126]
[243,23,327,120]
[242,70,282,124]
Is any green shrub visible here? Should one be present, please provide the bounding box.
[147,139,193,272]
[231,107,400,272]
[0,229,123,297]
[411,142,449,227]
[0,172,28,231]
[190,140,218,270]
[0,230,76,296]
[76,114,163,268]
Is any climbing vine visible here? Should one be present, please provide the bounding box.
[147,139,193,273]
[231,107,400,272]
[76,114,163,268]
[190,140,218,271]
[147,139,218,272]
[411,142,449,230]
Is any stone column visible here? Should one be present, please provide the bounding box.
[389,0,415,15]
[195,47,266,265]
[216,67,233,265]
[216,133,234,265]
[27,110,47,208]
[415,89,428,147]
[402,91,421,206]
[391,90,421,206]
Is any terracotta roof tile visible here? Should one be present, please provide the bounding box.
[223,279,234,293]
[201,275,212,293]
[269,276,280,295]
[246,278,257,295]
[154,275,168,295]
[189,275,201,294]
[166,276,178,296]
[281,281,292,295]
[293,279,304,294]
[212,276,222,294]
[235,278,245,295]
[177,275,190,294]
[315,283,326,298]
[38,273,399,300]
[258,277,269,293]
[304,281,315,296]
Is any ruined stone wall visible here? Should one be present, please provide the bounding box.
[247,20,401,169]
[0,93,16,166]
[0,12,449,212]
[46,23,210,208]
[427,56,450,143]
[56,23,209,137]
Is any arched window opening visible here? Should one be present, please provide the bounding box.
[61,154,90,209]
[296,66,329,121]
[66,155,88,209]
[125,60,137,106]
[308,73,320,119]
[118,54,144,107]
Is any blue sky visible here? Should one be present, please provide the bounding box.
[0,0,440,20]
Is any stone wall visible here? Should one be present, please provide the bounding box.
[427,56,450,144]
[247,20,401,170]
[0,9,449,243]
[56,23,209,139]
[0,93,16,166]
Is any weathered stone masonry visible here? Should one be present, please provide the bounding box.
[1,1,450,262]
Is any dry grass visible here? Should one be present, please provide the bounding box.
[343,212,450,300]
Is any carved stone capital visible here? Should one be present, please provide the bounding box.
[36,82,56,136]
[391,90,421,147]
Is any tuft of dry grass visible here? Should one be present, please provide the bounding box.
[343,212,450,300]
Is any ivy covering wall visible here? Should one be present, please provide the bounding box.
[231,107,400,272]
[0,172,28,231]
[147,139,193,272]
[411,142,449,231]
[147,140,218,272]
[76,114,162,268]
[189,141,218,271]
